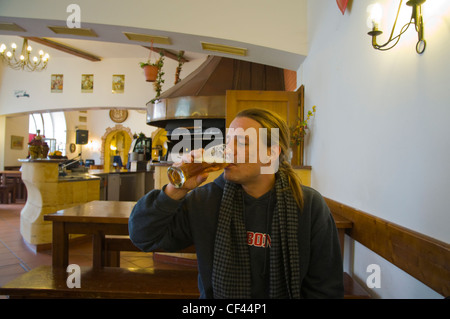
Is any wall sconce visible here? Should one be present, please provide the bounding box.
[367,0,426,54]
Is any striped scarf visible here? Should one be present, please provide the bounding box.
[212,170,301,298]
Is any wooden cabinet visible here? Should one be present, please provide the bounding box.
[225,89,303,166]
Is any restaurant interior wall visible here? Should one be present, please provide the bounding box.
[3,115,28,166]
[0,50,207,167]
[0,52,207,116]
[64,109,158,166]
[298,0,450,298]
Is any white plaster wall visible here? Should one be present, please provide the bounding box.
[0,52,206,115]
[299,0,450,298]
[3,115,29,166]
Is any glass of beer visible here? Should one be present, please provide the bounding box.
[167,144,230,188]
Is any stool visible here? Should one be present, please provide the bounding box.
[0,185,16,204]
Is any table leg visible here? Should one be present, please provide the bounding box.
[52,221,68,268]
[92,232,105,269]
[106,250,121,267]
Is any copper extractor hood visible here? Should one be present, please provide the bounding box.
[146,55,286,128]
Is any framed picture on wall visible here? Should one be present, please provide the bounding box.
[81,74,94,93]
[11,135,24,150]
[112,74,125,94]
[70,143,76,153]
[51,74,63,93]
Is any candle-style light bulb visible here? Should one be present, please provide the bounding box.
[367,3,383,30]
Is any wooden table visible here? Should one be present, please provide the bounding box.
[44,200,136,269]
[44,200,352,269]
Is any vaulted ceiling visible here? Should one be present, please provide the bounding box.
[0,0,308,70]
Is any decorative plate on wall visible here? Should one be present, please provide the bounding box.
[109,109,128,123]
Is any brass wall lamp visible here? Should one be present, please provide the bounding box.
[367,0,426,54]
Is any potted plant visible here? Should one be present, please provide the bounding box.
[139,61,158,82]
[290,105,317,146]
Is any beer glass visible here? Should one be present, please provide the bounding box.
[167,144,230,188]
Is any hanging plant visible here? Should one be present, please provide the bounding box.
[139,40,159,82]
[150,51,165,104]
[140,62,158,82]
[174,50,185,84]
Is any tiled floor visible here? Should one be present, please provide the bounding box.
[0,201,194,297]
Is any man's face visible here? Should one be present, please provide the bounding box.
[224,116,272,184]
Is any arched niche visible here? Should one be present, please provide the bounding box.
[100,124,133,170]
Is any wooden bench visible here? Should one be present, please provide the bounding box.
[0,265,369,299]
[0,266,200,299]
[343,272,371,299]
[105,236,371,299]
[102,233,370,298]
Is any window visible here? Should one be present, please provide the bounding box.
[29,112,67,155]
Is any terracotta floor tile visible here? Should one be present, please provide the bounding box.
[0,253,20,267]
[1,202,197,292]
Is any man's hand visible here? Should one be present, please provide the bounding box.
[164,148,209,200]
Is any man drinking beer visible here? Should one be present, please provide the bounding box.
[129,108,344,298]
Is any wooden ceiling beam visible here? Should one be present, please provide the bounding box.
[23,37,102,62]
[142,46,189,63]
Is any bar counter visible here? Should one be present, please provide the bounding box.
[18,159,100,249]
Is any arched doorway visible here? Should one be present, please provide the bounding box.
[151,128,168,160]
[101,125,133,170]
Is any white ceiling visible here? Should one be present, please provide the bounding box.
[0,35,206,61]
[0,1,307,70]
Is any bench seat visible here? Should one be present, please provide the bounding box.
[1,265,370,299]
[0,266,200,299]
